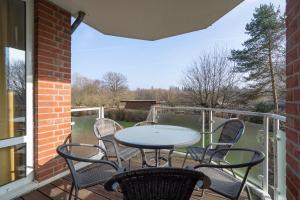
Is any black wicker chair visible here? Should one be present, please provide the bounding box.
[94,118,140,168]
[57,143,122,200]
[104,167,211,200]
[193,148,265,200]
[182,119,245,167]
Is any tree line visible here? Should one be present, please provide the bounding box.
[72,4,285,113]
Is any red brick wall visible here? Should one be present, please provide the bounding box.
[34,0,71,181]
[286,0,300,199]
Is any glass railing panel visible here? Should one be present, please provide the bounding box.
[211,113,264,188]
[71,110,99,157]
[155,107,205,151]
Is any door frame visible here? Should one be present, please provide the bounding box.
[0,0,34,195]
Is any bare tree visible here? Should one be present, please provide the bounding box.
[103,72,128,107]
[72,73,109,107]
[7,60,26,106]
[182,48,238,108]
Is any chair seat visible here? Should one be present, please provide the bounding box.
[187,147,223,162]
[197,167,242,199]
[77,163,118,188]
[118,146,140,161]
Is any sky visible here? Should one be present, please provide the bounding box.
[71,0,286,90]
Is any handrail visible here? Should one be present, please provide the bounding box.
[154,106,286,122]
[71,107,101,112]
[71,106,104,119]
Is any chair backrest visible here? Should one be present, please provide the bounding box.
[104,168,210,200]
[214,119,245,158]
[94,118,123,139]
[194,148,265,199]
[134,121,157,126]
[57,144,79,185]
[218,119,245,145]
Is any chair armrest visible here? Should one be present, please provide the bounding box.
[57,143,119,169]
[117,166,126,174]
[200,142,234,162]
[104,174,123,192]
[209,142,234,146]
[106,166,126,192]
[193,148,265,169]
[114,121,124,130]
[100,139,122,167]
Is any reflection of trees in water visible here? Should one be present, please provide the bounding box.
[7,60,26,117]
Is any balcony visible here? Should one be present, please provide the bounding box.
[18,106,285,200]
[19,154,252,200]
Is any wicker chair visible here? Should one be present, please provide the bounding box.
[57,143,122,200]
[104,167,211,200]
[94,118,140,168]
[193,148,265,200]
[182,119,245,167]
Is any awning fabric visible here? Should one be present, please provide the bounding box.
[49,0,243,40]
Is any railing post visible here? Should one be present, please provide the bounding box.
[202,110,205,148]
[209,110,213,145]
[263,116,269,194]
[152,106,157,123]
[99,106,104,119]
[273,118,286,200]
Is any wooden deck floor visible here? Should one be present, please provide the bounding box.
[18,153,250,200]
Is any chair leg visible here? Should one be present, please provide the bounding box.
[246,185,253,200]
[74,187,79,200]
[68,182,74,200]
[182,152,189,168]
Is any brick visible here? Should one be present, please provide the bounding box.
[34,0,71,182]
[287,0,300,197]
[287,75,298,89]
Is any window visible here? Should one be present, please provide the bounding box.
[0,0,27,186]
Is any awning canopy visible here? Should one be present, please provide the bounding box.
[49,0,243,40]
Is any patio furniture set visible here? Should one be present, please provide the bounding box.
[57,118,265,200]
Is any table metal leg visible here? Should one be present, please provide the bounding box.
[168,149,174,167]
[141,148,172,168]
[140,149,147,168]
[155,149,158,167]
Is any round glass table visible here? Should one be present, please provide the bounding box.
[114,125,201,167]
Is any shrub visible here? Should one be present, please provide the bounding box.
[105,108,149,122]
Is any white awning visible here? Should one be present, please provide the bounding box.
[49,0,243,40]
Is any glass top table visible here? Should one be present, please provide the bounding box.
[114,125,201,167]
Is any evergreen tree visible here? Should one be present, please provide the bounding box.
[230,4,285,113]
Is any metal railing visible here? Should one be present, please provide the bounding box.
[71,107,104,119]
[147,105,286,200]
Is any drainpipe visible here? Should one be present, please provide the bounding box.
[71,11,85,34]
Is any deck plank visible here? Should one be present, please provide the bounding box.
[22,190,52,200]
[51,178,109,200]
[14,198,25,200]
[86,184,123,200]
[38,183,72,200]
[60,175,123,200]
[19,153,253,200]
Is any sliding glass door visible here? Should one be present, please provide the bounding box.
[0,0,33,194]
